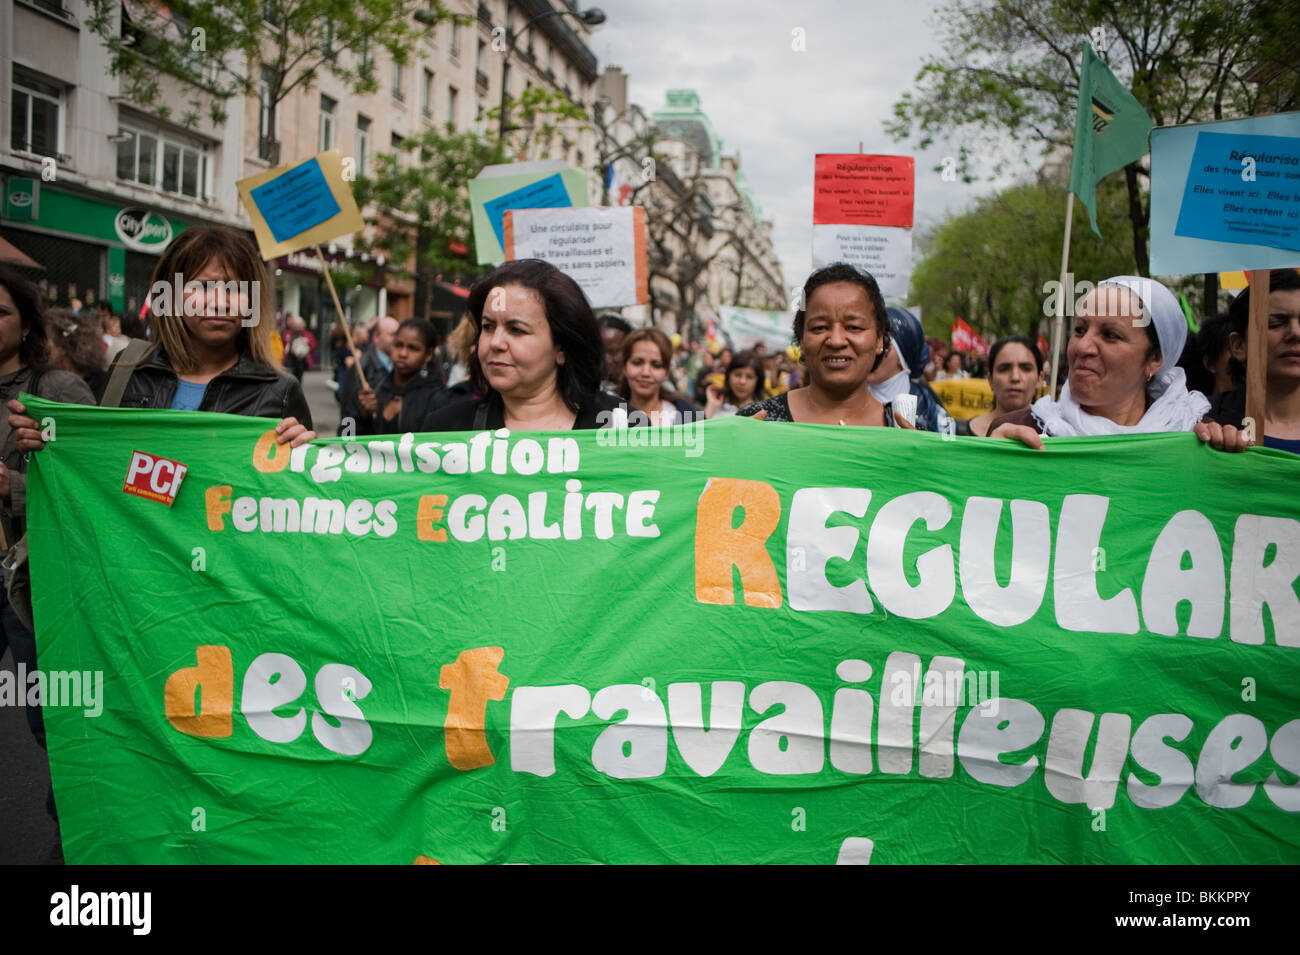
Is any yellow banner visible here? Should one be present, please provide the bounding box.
[931,378,993,420]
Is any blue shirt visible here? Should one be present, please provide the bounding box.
[1264,435,1300,455]
[170,380,208,411]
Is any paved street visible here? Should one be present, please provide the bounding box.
[302,367,341,437]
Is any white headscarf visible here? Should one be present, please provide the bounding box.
[1031,275,1209,436]
[868,346,911,405]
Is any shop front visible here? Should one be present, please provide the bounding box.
[1,178,197,315]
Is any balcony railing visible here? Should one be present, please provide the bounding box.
[476,70,489,93]
[477,2,492,27]
[11,142,71,164]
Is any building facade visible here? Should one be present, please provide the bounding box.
[593,76,786,338]
[2,0,601,341]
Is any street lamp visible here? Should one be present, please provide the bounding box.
[497,6,605,140]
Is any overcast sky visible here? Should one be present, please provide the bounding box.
[587,0,1033,296]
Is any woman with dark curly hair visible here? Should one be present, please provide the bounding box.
[45,307,109,392]
[739,263,908,427]
[422,259,626,432]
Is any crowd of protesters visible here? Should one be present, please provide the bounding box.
[1,224,1297,863]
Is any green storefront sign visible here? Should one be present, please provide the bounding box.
[3,184,190,311]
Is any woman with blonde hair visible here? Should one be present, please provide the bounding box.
[8,225,314,449]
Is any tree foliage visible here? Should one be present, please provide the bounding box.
[86,0,461,131]
[887,0,1300,275]
[487,86,590,162]
[909,177,1134,341]
[352,125,505,297]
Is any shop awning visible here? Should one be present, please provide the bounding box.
[0,236,43,270]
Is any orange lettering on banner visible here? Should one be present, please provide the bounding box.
[417,494,449,541]
[694,478,783,608]
[251,429,291,473]
[439,647,510,770]
[205,485,233,530]
[412,855,443,864]
[164,645,234,738]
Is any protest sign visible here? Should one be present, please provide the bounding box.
[25,398,1300,864]
[469,165,589,264]
[811,224,912,299]
[236,151,363,260]
[713,305,792,353]
[813,154,914,227]
[503,206,647,308]
[1150,112,1300,275]
[931,378,994,420]
[812,153,914,299]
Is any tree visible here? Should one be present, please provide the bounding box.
[487,87,589,163]
[909,177,1135,342]
[886,0,1300,277]
[352,125,505,321]
[86,0,461,153]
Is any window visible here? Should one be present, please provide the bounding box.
[476,40,487,74]
[115,124,209,201]
[357,38,374,80]
[391,131,405,150]
[422,69,434,119]
[449,20,460,58]
[10,66,62,159]
[319,95,337,151]
[447,85,459,125]
[392,62,405,102]
[356,115,371,177]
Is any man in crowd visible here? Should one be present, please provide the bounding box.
[339,315,398,435]
[282,314,317,381]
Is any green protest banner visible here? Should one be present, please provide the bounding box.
[22,397,1300,864]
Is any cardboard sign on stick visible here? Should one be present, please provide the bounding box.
[1149,112,1300,275]
[811,224,913,300]
[813,154,914,227]
[469,165,588,264]
[236,151,363,260]
[504,206,647,308]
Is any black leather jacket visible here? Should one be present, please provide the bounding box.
[98,344,313,427]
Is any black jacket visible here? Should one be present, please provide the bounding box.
[423,389,631,432]
[357,369,447,434]
[96,344,313,427]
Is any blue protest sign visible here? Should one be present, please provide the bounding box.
[483,173,572,248]
[1150,112,1300,275]
[250,157,343,243]
[1174,132,1300,252]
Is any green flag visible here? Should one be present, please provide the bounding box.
[1069,42,1153,236]
[22,399,1300,864]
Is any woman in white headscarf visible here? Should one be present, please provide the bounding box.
[990,276,1229,447]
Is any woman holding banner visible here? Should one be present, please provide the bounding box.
[8,226,316,446]
[1202,269,1300,455]
[988,276,1234,448]
[963,336,1043,437]
[422,259,624,432]
[739,264,910,428]
[617,327,703,426]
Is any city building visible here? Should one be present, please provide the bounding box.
[593,74,785,337]
[1,0,602,341]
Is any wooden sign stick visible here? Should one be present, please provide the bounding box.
[314,244,369,391]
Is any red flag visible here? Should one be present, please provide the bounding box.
[1037,334,1049,357]
[951,318,977,352]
